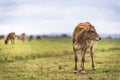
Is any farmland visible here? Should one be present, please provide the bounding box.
[0,37,120,80]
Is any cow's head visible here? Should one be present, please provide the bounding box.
[4,40,8,44]
[80,22,101,41]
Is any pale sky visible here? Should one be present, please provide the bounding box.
[0,0,120,35]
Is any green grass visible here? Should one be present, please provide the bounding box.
[0,37,120,80]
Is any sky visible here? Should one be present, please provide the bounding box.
[0,0,120,35]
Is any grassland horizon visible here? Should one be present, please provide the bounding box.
[0,37,120,80]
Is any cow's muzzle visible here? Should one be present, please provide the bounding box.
[99,37,101,40]
[96,37,101,41]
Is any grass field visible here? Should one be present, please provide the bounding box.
[0,37,120,80]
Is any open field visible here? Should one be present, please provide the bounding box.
[0,37,120,80]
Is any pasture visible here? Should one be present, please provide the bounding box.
[0,37,120,80]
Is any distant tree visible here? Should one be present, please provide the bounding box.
[108,36,112,39]
[61,34,68,37]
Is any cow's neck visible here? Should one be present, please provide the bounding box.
[6,37,9,41]
[78,39,93,46]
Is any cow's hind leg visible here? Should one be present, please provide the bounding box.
[74,49,78,73]
[11,39,13,44]
[11,39,14,44]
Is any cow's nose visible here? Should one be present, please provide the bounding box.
[99,37,101,40]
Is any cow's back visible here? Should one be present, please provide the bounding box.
[8,32,15,39]
[72,22,88,43]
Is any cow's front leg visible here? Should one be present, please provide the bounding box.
[90,46,95,70]
[11,39,14,44]
[80,48,87,74]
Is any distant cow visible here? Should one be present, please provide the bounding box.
[20,33,26,43]
[5,32,16,44]
[36,35,41,40]
[0,35,5,40]
[72,22,101,74]
[28,35,33,42]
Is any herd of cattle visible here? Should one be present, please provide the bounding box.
[0,32,41,44]
[0,22,101,74]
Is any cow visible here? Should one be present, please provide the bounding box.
[20,33,26,43]
[0,35,5,40]
[4,32,16,44]
[28,35,33,42]
[72,22,101,74]
[36,35,41,40]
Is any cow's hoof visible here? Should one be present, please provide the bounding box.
[92,67,96,70]
[81,70,86,74]
[74,70,78,74]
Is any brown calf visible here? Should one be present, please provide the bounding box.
[28,35,33,42]
[72,22,101,74]
[0,35,5,40]
[20,33,26,43]
[5,32,16,44]
[36,35,41,40]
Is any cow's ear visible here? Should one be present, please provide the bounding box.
[79,23,85,28]
[76,29,85,40]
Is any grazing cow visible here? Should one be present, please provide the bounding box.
[72,22,101,74]
[36,35,41,40]
[28,35,33,42]
[5,32,16,44]
[0,35,5,40]
[20,33,26,43]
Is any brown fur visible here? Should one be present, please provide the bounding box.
[28,35,33,42]
[36,35,41,40]
[72,22,101,73]
[5,32,16,44]
[20,33,26,43]
[0,35,5,40]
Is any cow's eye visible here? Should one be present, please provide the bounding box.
[91,30,94,33]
